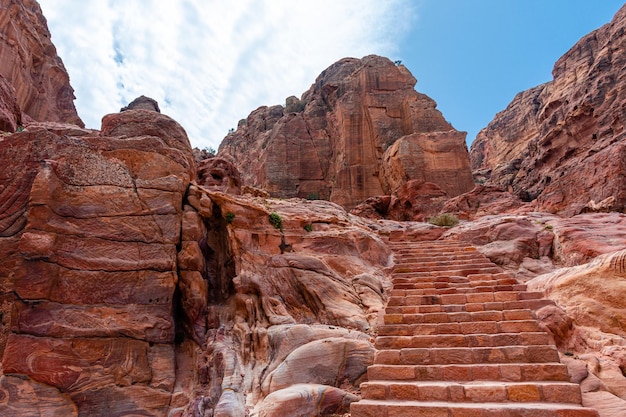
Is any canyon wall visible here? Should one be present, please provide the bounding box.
[470,4,626,215]
[0,0,83,126]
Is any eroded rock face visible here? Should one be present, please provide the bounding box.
[0,74,21,131]
[181,188,392,414]
[528,250,626,416]
[0,110,194,416]
[470,5,626,215]
[219,55,474,210]
[0,0,82,126]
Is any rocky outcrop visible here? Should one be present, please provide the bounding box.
[470,5,626,215]
[528,250,626,416]
[219,55,474,210]
[0,74,21,131]
[0,109,194,416]
[0,0,82,126]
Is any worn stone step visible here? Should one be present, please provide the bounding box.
[378,319,543,336]
[394,261,496,273]
[387,291,545,307]
[360,380,584,403]
[390,277,520,288]
[384,309,535,325]
[350,399,599,417]
[393,265,503,277]
[384,298,555,315]
[375,332,551,350]
[366,362,571,382]
[388,284,528,296]
[373,345,560,365]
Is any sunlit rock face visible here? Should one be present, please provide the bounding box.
[470,4,626,215]
[0,0,83,126]
[219,55,475,210]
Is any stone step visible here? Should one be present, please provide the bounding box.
[375,332,551,349]
[373,345,560,365]
[366,362,571,382]
[350,399,599,417]
[393,266,504,278]
[394,261,496,273]
[360,380,583,404]
[384,298,555,315]
[388,284,528,296]
[384,309,534,324]
[391,276,524,291]
[394,255,487,264]
[378,320,543,337]
[387,291,544,307]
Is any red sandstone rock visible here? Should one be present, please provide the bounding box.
[0,0,82,125]
[219,55,473,209]
[196,157,242,194]
[441,184,526,220]
[255,384,358,417]
[0,109,194,415]
[0,74,21,132]
[470,5,626,215]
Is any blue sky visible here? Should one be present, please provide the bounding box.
[39,1,624,150]
[402,1,625,144]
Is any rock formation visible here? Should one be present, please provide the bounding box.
[0,0,83,126]
[470,4,626,215]
[1,1,626,415]
[219,55,475,210]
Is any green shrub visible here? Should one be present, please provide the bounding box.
[306,192,320,200]
[269,212,283,230]
[304,224,313,232]
[225,212,235,223]
[428,213,459,227]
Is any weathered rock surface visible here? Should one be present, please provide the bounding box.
[470,4,626,215]
[0,74,21,131]
[528,250,626,417]
[0,109,194,416]
[219,55,474,210]
[197,157,242,194]
[0,0,82,126]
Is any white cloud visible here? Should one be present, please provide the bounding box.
[39,0,414,149]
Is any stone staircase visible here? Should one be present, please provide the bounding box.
[350,239,599,417]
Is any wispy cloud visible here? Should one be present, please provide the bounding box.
[39,0,414,149]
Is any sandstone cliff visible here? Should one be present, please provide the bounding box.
[219,55,475,210]
[0,0,83,126]
[470,4,626,215]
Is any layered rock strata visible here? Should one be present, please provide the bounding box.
[219,55,474,210]
[470,4,626,215]
[0,0,83,126]
[0,109,194,416]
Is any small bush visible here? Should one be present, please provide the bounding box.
[269,212,283,230]
[428,213,459,227]
[304,224,313,232]
[225,212,235,223]
[306,192,320,200]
